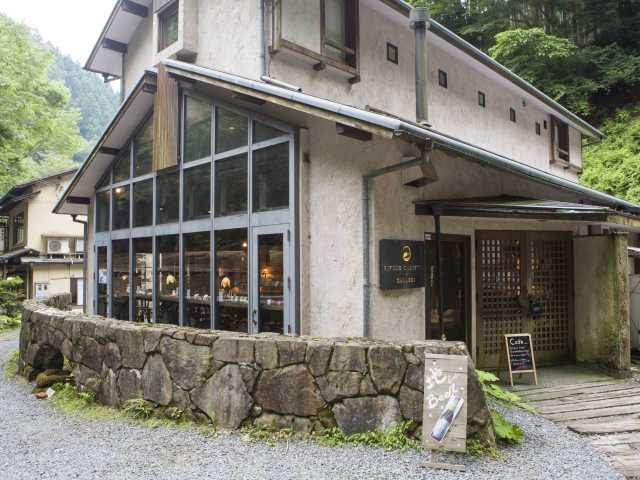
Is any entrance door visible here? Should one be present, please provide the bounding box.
[425,234,471,344]
[35,282,48,300]
[251,226,290,334]
[476,231,573,368]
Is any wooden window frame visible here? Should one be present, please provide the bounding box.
[535,122,541,136]
[158,0,179,52]
[318,0,360,81]
[550,115,571,166]
[386,42,398,65]
[12,211,25,247]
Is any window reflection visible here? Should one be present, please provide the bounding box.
[112,239,130,320]
[253,142,289,212]
[258,234,284,333]
[112,186,130,230]
[133,179,153,227]
[184,232,210,329]
[215,107,247,153]
[184,97,212,163]
[157,170,179,224]
[96,191,110,232]
[134,238,152,323]
[157,235,179,325]
[253,121,286,144]
[215,154,247,217]
[183,164,211,221]
[135,116,153,177]
[216,229,248,332]
[113,147,131,183]
[97,246,108,316]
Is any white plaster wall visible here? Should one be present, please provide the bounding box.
[32,264,83,297]
[124,13,154,96]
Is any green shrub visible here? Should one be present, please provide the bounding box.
[122,399,155,420]
[3,349,19,378]
[315,421,419,451]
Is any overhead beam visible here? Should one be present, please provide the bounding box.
[102,38,128,54]
[122,0,149,17]
[98,146,120,156]
[336,123,373,142]
[67,197,91,205]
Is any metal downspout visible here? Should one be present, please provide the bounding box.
[72,215,88,313]
[260,0,267,77]
[362,156,427,337]
[410,7,430,124]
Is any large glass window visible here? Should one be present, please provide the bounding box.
[323,0,357,68]
[216,229,248,332]
[133,179,153,227]
[157,170,179,224]
[96,191,110,232]
[215,107,248,153]
[184,97,212,163]
[113,147,131,183]
[184,232,211,329]
[253,143,289,212]
[97,246,108,316]
[112,185,130,230]
[183,164,211,221]
[253,121,286,144]
[135,116,153,177]
[134,238,153,323]
[112,239,130,320]
[258,233,284,333]
[215,154,247,217]
[157,235,179,325]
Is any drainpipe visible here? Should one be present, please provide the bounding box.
[72,215,87,313]
[260,0,267,77]
[410,6,430,125]
[362,155,429,338]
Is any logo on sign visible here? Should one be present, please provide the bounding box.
[402,245,412,263]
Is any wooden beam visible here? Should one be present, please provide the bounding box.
[232,92,266,106]
[67,197,90,205]
[98,146,120,156]
[336,123,372,142]
[153,64,179,172]
[102,38,128,54]
[121,0,148,17]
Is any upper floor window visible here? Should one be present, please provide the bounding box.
[12,212,24,245]
[438,70,448,88]
[551,116,570,163]
[323,0,358,68]
[134,116,153,177]
[478,91,486,108]
[509,108,516,123]
[158,1,179,51]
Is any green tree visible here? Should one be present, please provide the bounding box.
[0,14,83,194]
[581,108,640,202]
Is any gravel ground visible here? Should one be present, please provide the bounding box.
[0,332,622,480]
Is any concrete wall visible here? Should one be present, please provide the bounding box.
[574,233,631,370]
[31,264,83,298]
[19,298,494,442]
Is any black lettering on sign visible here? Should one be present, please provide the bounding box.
[506,335,534,372]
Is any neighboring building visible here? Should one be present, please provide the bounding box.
[0,170,85,306]
[55,0,639,369]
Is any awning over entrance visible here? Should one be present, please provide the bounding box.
[415,196,640,228]
[0,248,40,264]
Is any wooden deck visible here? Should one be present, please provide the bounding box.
[517,379,640,479]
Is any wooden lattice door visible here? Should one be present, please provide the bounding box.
[476,231,573,368]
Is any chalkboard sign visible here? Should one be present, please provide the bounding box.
[379,240,425,290]
[500,334,538,387]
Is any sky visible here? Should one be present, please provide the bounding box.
[0,0,117,64]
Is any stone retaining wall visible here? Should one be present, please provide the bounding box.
[19,300,494,443]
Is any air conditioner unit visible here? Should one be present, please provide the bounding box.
[47,239,70,254]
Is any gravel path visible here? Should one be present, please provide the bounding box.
[0,332,622,480]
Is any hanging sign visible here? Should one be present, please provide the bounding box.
[379,239,425,290]
[500,333,538,387]
[422,353,468,454]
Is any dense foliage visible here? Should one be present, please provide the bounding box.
[0,14,118,195]
[0,276,23,333]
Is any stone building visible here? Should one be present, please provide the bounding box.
[0,170,85,306]
[54,0,639,369]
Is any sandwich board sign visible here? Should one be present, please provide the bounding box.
[422,353,468,455]
[499,333,538,387]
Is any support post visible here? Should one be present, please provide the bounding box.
[434,212,444,339]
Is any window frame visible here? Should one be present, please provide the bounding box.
[509,108,517,123]
[550,116,571,165]
[386,42,398,65]
[12,211,25,247]
[93,91,298,335]
[478,91,486,108]
[438,70,448,89]
[158,0,179,52]
[321,0,359,70]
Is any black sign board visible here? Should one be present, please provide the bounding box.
[500,333,538,386]
[379,240,425,290]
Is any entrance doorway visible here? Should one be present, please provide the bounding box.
[425,233,471,345]
[476,231,574,368]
